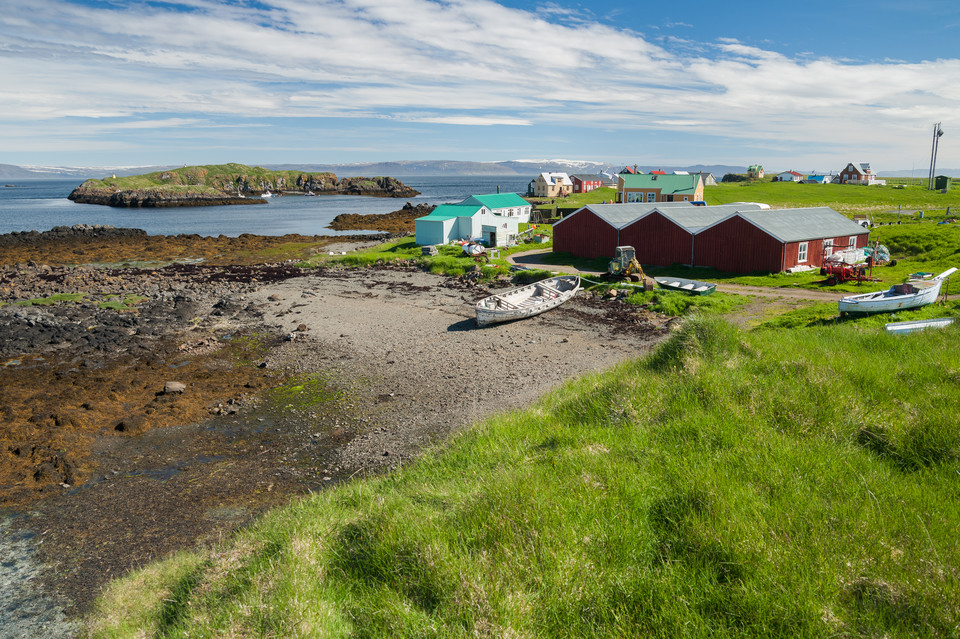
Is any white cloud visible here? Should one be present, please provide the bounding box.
[0,0,958,167]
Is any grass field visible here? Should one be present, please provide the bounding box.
[84,317,960,638]
[705,181,960,222]
[78,183,960,637]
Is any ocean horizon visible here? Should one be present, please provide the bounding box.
[0,176,534,237]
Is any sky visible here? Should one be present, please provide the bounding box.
[2,0,959,172]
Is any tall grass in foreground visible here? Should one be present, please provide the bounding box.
[85,318,960,637]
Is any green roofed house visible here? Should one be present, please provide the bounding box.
[461,193,533,223]
[415,203,520,247]
[617,173,704,204]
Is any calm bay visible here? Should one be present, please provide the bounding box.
[0,175,533,236]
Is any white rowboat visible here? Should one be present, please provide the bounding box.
[476,275,580,327]
[838,267,956,315]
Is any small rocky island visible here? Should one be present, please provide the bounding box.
[68,163,420,208]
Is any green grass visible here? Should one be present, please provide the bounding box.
[705,181,960,222]
[302,228,555,281]
[83,317,960,637]
[81,163,340,194]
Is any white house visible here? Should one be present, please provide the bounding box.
[774,170,805,182]
[461,193,532,223]
[415,203,520,247]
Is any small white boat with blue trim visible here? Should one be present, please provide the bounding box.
[476,275,580,327]
[839,267,956,316]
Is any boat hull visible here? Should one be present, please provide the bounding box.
[476,275,580,327]
[654,276,716,296]
[839,266,956,315]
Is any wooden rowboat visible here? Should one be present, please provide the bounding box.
[654,276,716,296]
[838,267,956,316]
[475,275,580,327]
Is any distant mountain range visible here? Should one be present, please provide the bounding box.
[5,160,954,181]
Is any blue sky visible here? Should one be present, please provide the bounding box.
[2,0,959,172]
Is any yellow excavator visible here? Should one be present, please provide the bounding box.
[607,246,647,284]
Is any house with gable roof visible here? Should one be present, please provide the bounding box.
[838,162,885,185]
[617,173,704,204]
[570,174,604,194]
[462,192,532,223]
[748,164,765,179]
[533,172,573,197]
[415,203,519,247]
[774,170,805,182]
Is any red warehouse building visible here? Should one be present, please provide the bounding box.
[693,207,870,273]
[554,203,869,273]
[553,202,761,263]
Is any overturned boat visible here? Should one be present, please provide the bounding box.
[839,267,957,316]
[654,276,716,296]
[476,275,580,327]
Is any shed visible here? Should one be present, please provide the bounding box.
[693,207,870,273]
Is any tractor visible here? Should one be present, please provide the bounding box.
[607,246,647,284]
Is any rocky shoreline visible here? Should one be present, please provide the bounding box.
[0,227,668,635]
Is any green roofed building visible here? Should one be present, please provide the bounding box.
[617,173,704,204]
[415,203,520,247]
[461,193,532,222]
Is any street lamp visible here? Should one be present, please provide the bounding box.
[928,122,944,190]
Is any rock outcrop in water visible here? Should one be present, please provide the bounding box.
[67,163,420,208]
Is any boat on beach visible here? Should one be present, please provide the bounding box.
[476,275,580,327]
[838,267,957,315]
[654,276,716,296]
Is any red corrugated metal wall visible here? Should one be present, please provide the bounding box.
[619,212,694,266]
[694,217,785,273]
[553,210,618,258]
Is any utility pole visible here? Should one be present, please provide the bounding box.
[928,122,944,190]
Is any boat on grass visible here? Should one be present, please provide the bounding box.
[476,275,580,327]
[884,317,955,334]
[654,276,716,296]
[838,267,957,315]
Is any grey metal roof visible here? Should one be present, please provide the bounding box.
[582,202,692,228]
[657,204,763,233]
[734,207,868,243]
[576,202,764,232]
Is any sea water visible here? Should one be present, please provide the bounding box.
[0,176,533,237]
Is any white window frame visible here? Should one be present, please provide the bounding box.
[823,239,833,256]
[646,192,656,202]
[798,241,808,263]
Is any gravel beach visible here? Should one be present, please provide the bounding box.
[0,238,667,635]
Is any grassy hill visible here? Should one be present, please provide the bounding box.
[705,181,960,222]
[85,316,960,637]
[81,163,337,193]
